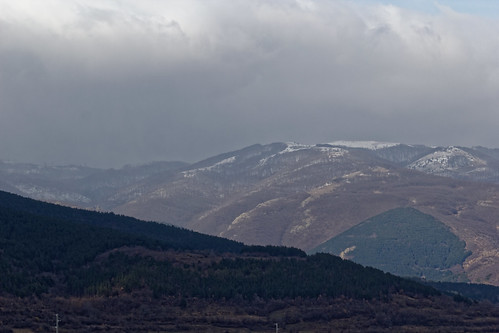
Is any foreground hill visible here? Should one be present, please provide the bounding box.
[0,190,245,254]
[1,142,499,285]
[0,192,498,332]
[0,190,421,299]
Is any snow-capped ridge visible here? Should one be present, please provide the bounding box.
[182,156,237,177]
[327,140,400,150]
[279,142,312,154]
[408,146,487,173]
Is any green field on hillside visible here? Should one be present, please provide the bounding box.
[311,207,471,281]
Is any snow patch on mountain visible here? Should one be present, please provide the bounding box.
[182,156,236,177]
[279,142,312,154]
[257,143,309,166]
[316,146,347,158]
[208,156,236,168]
[257,143,347,167]
[328,140,399,150]
[408,147,487,173]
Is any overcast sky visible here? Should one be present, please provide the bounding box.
[1,0,499,168]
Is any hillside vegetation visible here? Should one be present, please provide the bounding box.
[0,190,244,254]
[311,207,471,282]
[0,191,429,300]
[0,192,498,331]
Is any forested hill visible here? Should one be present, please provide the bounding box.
[0,190,246,253]
[1,190,499,332]
[1,189,431,299]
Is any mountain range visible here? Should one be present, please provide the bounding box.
[1,141,498,285]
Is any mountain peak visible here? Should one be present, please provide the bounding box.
[408,146,487,173]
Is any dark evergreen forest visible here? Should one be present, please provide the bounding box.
[1,190,498,332]
[0,190,433,299]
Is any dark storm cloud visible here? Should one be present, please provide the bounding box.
[1,0,499,167]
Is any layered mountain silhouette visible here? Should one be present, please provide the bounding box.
[1,141,498,285]
[2,189,499,332]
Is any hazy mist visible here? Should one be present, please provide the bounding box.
[1,0,499,167]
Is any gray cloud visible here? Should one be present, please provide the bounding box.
[1,0,499,167]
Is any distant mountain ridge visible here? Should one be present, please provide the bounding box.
[1,141,499,285]
[4,142,499,207]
